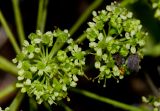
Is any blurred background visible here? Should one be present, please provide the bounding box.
[0,0,160,111]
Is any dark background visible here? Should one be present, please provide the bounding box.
[0,0,160,111]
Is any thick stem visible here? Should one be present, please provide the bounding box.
[69,0,103,36]
[9,91,24,111]
[71,88,149,111]
[0,83,17,100]
[0,11,20,54]
[36,0,48,33]
[0,56,18,76]
[12,0,25,46]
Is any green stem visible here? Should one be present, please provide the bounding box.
[9,91,24,111]
[0,10,20,54]
[29,98,38,111]
[36,0,48,33]
[0,56,18,76]
[49,0,103,57]
[12,0,25,46]
[36,0,44,31]
[0,83,17,100]
[75,33,86,44]
[60,102,73,111]
[49,38,65,58]
[43,102,52,111]
[69,0,103,36]
[71,88,149,111]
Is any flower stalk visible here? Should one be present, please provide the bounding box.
[36,0,49,33]
[71,88,149,111]
[0,56,18,76]
[9,91,24,111]
[0,10,20,54]
[12,0,25,46]
[69,0,103,36]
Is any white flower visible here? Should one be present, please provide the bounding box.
[18,76,24,80]
[30,66,37,72]
[127,12,133,18]
[95,61,101,68]
[28,53,34,59]
[70,81,77,87]
[62,85,67,91]
[33,38,41,44]
[96,48,102,56]
[25,79,31,85]
[35,48,40,53]
[92,11,97,16]
[73,75,78,81]
[18,69,24,75]
[17,61,22,69]
[131,46,136,54]
[105,36,113,43]
[89,42,97,48]
[88,22,96,28]
[98,33,103,41]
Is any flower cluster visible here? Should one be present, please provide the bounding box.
[86,2,148,84]
[13,29,86,104]
[151,0,160,20]
[142,96,160,111]
[0,107,9,111]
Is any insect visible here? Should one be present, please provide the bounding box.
[127,54,140,72]
[113,53,125,66]
[119,67,125,75]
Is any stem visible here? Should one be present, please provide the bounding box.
[60,102,73,111]
[12,0,25,46]
[9,91,24,111]
[69,0,103,36]
[49,38,64,58]
[49,0,103,57]
[43,102,52,111]
[145,73,160,97]
[62,104,73,111]
[0,10,20,54]
[0,56,18,76]
[71,88,148,111]
[36,0,48,33]
[0,83,17,100]
[75,33,86,44]
[29,98,38,111]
